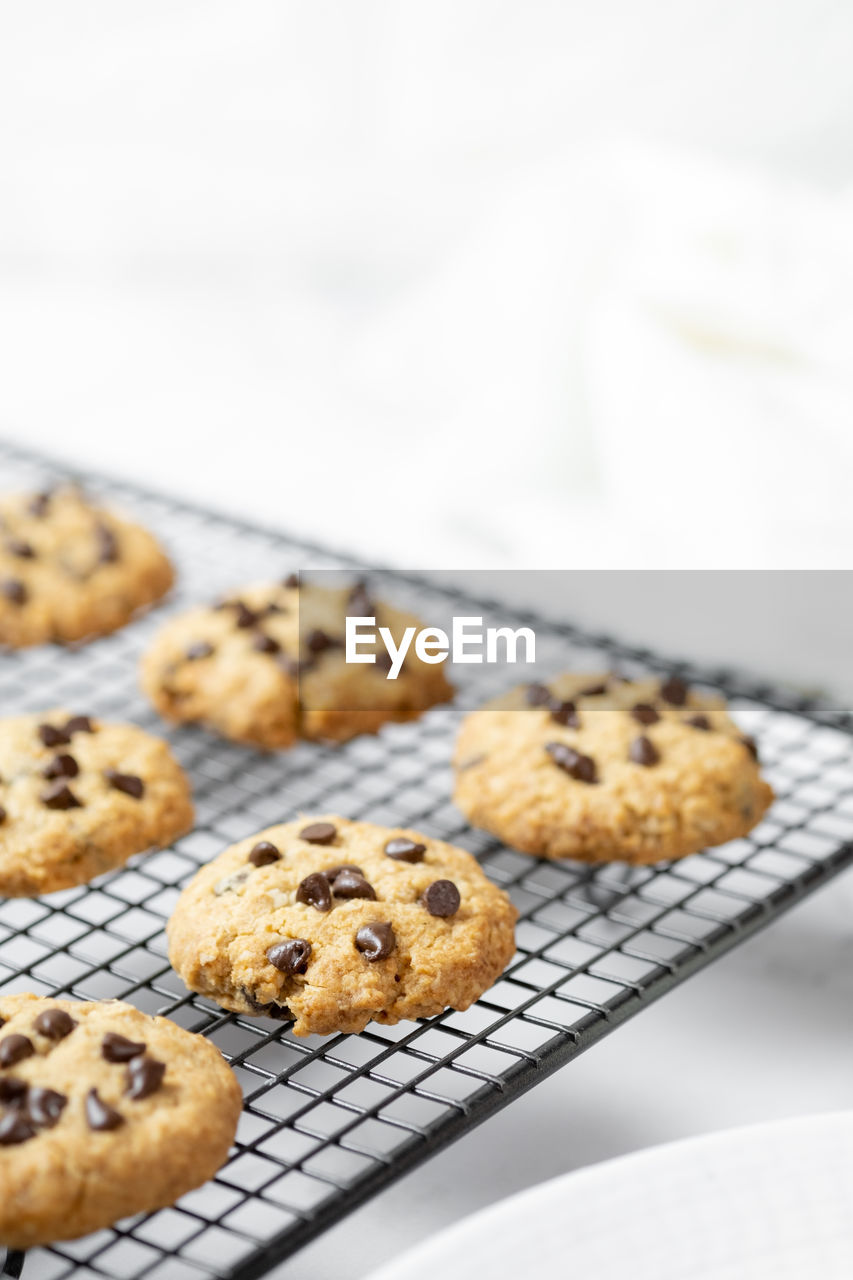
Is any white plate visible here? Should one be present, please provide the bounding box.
[366,1111,853,1280]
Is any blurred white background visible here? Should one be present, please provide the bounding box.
[1,5,853,1276]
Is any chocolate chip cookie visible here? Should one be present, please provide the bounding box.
[0,711,194,895]
[140,578,454,749]
[167,816,517,1036]
[453,674,774,863]
[0,486,174,647]
[0,993,241,1248]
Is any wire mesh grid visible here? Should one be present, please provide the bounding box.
[0,438,852,1280]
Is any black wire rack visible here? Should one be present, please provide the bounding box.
[1,437,852,1280]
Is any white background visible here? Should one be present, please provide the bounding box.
[1,4,852,1277]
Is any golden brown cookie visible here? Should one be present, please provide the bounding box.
[167,816,517,1036]
[0,486,174,647]
[140,578,454,749]
[453,674,774,863]
[0,993,241,1248]
[0,710,194,896]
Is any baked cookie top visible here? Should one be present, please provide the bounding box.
[141,578,454,749]
[0,993,241,1249]
[0,710,194,896]
[0,486,174,647]
[453,673,774,863]
[167,816,517,1036]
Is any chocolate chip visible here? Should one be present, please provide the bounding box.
[0,1035,34,1068]
[0,806,6,826]
[41,781,82,810]
[252,632,281,655]
[65,715,94,735]
[85,1088,124,1131]
[96,523,119,564]
[233,601,258,629]
[5,538,35,559]
[525,683,552,707]
[28,492,51,518]
[1,579,27,605]
[104,770,145,799]
[741,735,759,761]
[38,723,71,748]
[267,939,312,975]
[0,1078,27,1103]
[34,1008,76,1041]
[660,676,689,706]
[549,699,580,728]
[348,581,374,616]
[305,628,340,654]
[322,862,363,880]
[101,1032,146,1063]
[545,742,598,783]
[687,714,712,731]
[295,872,333,913]
[43,753,79,781]
[580,681,608,697]
[631,703,661,726]
[630,735,660,766]
[248,840,281,867]
[299,822,337,846]
[27,1087,67,1129]
[283,573,299,588]
[421,879,461,918]
[330,869,376,900]
[384,837,426,864]
[355,922,396,962]
[185,641,214,661]
[125,1056,166,1100]
[0,1111,35,1144]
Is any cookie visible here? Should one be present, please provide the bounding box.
[0,993,241,1248]
[0,711,194,896]
[167,816,517,1036]
[0,485,174,648]
[453,674,774,863]
[140,578,454,749]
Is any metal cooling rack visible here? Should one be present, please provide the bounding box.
[0,437,852,1280]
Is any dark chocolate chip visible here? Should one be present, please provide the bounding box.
[5,538,35,559]
[28,492,51,518]
[549,699,580,728]
[125,1056,166,1100]
[1,579,27,605]
[185,641,214,661]
[65,715,94,735]
[660,676,689,706]
[322,863,364,881]
[104,769,145,799]
[283,573,299,588]
[0,1077,28,1103]
[0,806,6,826]
[741,735,759,761]
[43,753,79,781]
[248,840,281,867]
[525,683,552,707]
[299,822,337,846]
[0,1111,36,1144]
[267,939,312,975]
[233,601,258,629]
[305,628,338,654]
[85,1088,124,1131]
[101,1032,147,1063]
[384,837,426,864]
[96,523,119,564]
[295,872,332,913]
[421,879,461,918]
[579,681,609,697]
[631,703,661,726]
[630,735,660,766]
[545,742,598,783]
[0,1035,34,1068]
[40,781,82,810]
[687,714,712,731]
[27,1087,67,1129]
[252,632,281,655]
[34,1008,76,1041]
[355,922,396,962]
[38,723,71,748]
[330,869,376,901]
